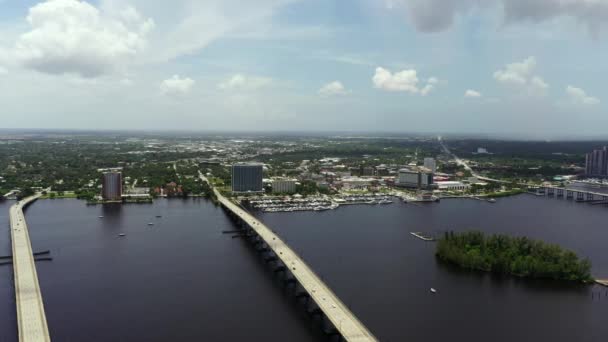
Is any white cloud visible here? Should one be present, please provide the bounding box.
[493,56,548,95]
[372,67,441,95]
[318,81,349,97]
[464,89,482,98]
[566,85,599,105]
[387,0,608,35]
[160,75,195,95]
[105,0,298,62]
[373,67,418,93]
[218,74,273,91]
[10,0,154,78]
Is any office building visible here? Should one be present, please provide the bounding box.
[423,158,437,173]
[101,171,123,201]
[232,163,264,193]
[271,178,297,194]
[585,146,608,177]
[396,169,434,189]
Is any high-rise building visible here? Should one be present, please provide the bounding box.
[585,147,608,177]
[232,163,264,193]
[101,172,123,201]
[423,157,437,173]
[396,169,434,189]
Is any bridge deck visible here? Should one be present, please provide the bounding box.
[215,189,377,342]
[10,194,51,342]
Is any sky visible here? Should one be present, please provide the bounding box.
[0,0,607,137]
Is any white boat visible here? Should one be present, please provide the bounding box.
[488,198,496,203]
[98,216,104,218]
[147,222,155,226]
[118,233,126,237]
[430,288,437,294]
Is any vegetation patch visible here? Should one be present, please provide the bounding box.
[436,231,593,282]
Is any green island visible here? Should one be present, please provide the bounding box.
[436,231,593,282]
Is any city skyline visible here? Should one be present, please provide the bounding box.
[0,0,607,136]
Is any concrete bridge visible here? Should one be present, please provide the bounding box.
[9,194,51,342]
[530,186,608,203]
[203,174,377,341]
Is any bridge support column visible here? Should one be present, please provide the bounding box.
[556,188,564,197]
[547,188,555,196]
[577,192,585,201]
[587,193,594,201]
[566,190,573,199]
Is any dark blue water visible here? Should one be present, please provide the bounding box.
[1,195,608,341]
[1,198,322,342]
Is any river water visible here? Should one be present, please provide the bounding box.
[1,195,608,341]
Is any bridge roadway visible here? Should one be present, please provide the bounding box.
[10,194,51,342]
[210,186,377,341]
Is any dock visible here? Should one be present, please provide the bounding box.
[596,279,608,287]
[410,232,436,241]
[10,194,51,342]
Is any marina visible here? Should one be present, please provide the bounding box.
[246,194,395,213]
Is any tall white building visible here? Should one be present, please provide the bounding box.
[423,158,437,173]
[271,179,297,194]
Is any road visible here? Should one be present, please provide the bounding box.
[438,136,509,184]
[10,194,51,342]
[200,172,378,342]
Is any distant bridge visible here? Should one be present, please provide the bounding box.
[529,186,608,204]
[10,194,51,342]
[202,173,377,341]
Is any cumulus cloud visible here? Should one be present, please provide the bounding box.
[372,67,440,95]
[11,0,154,78]
[387,0,608,34]
[160,75,195,95]
[318,81,350,97]
[464,89,482,98]
[493,56,548,95]
[218,74,273,91]
[566,85,599,105]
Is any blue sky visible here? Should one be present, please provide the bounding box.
[0,0,607,137]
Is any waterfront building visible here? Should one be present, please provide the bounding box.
[101,171,123,201]
[271,178,297,194]
[423,158,437,173]
[585,146,608,177]
[436,181,470,191]
[232,163,264,193]
[396,169,434,189]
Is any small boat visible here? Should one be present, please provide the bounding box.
[118,233,126,237]
[488,198,496,203]
[155,215,162,218]
[147,222,155,226]
[430,288,437,294]
[98,216,104,218]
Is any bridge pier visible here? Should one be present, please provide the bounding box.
[577,192,585,201]
[566,190,573,199]
[587,193,594,201]
[556,188,564,197]
[547,188,555,196]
